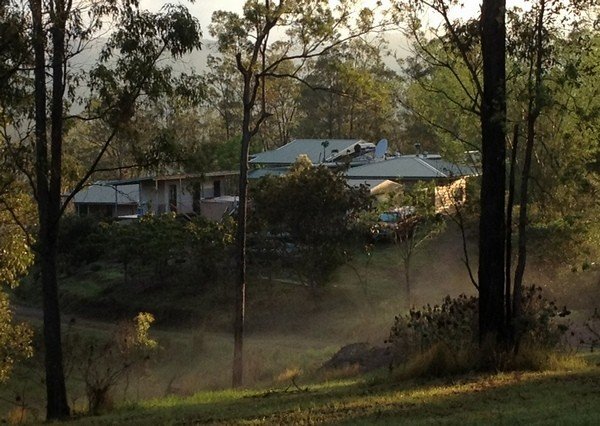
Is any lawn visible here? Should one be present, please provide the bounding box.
[69,355,600,425]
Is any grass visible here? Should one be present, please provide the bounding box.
[65,354,600,425]
[7,223,600,423]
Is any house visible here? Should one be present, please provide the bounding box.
[248,138,376,178]
[73,183,140,217]
[73,171,238,219]
[248,137,478,212]
[136,171,238,215]
[345,154,478,212]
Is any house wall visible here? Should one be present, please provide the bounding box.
[139,175,238,217]
[76,203,137,218]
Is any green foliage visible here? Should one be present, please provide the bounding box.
[0,191,33,288]
[57,214,235,291]
[57,215,108,274]
[0,292,33,383]
[0,187,34,384]
[388,294,478,366]
[66,312,158,414]
[251,161,373,288]
[399,3,600,271]
[515,286,571,350]
[185,215,235,285]
[388,288,571,375]
[53,214,234,289]
[296,39,401,142]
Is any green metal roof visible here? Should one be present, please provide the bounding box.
[73,183,139,205]
[250,139,371,165]
[421,157,479,177]
[248,167,289,179]
[345,156,449,180]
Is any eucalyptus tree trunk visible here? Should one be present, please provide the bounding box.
[513,0,547,348]
[505,124,520,333]
[232,126,250,388]
[30,0,70,418]
[478,0,508,345]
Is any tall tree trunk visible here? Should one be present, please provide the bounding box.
[30,0,70,419]
[478,0,508,345]
[232,77,253,387]
[505,124,519,335]
[513,0,546,347]
[232,132,249,387]
[404,254,411,305]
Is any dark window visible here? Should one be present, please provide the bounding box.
[193,187,201,213]
[213,180,221,198]
[169,184,177,213]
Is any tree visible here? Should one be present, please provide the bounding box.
[395,0,600,354]
[394,0,507,344]
[2,1,202,419]
[204,55,244,142]
[296,39,401,143]
[210,0,391,386]
[388,183,445,301]
[251,157,372,289]
[478,0,508,345]
[0,185,34,384]
[256,60,302,150]
[506,2,600,343]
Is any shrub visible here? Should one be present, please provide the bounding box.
[388,288,571,376]
[515,285,571,350]
[388,294,478,369]
[581,308,600,351]
[57,215,108,273]
[66,312,158,414]
[250,161,372,289]
[0,292,33,383]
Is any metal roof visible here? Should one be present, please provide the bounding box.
[420,157,479,177]
[103,171,239,185]
[152,171,239,181]
[347,179,387,188]
[73,183,139,205]
[345,156,449,180]
[248,167,289,179]
[250,139,371,165]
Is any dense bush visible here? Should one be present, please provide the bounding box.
[57,215,109,273]
[108,214,235,289]
[250,157,373,288]
[0,292,33,383]
[387,287,571,376]
[387,294,478,370]
[515,285,571,350]
[57,214,235,290]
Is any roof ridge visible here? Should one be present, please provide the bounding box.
[414,157,448,177]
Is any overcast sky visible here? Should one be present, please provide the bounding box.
[139,1,531,39]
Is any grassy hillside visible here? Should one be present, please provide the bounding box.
[7,223,599,423]
[70,355,600,425]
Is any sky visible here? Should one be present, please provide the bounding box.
[140,1,529,37]
[140,0,242,35]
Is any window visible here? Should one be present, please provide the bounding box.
[193,187,201,213]
[213,180,221,198]
[168,184,177,213]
